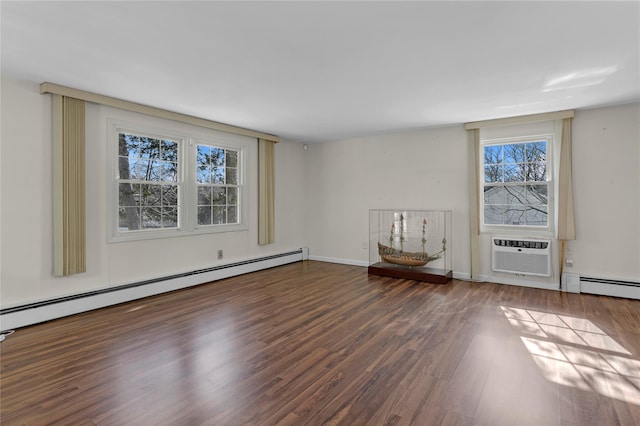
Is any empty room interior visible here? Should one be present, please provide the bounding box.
[1,1,639,425]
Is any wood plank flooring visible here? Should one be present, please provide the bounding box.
[1,261,639,425]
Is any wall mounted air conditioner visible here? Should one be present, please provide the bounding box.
[492,237,551,277]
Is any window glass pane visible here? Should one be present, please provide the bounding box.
[140,137,160,159]
[526,184,547,204]
[482,138,550,228]
[141,207,162,229]
[484,186,505,204]
[226,167,238,185]
[213,206,225,224]
[226,150,238,167]
[197,145,210,167]
[505,185,526,205]
[484,145,502,165]
[227,187,238,205]
[484,205,504,225]
[119,206,140,231]
[526,206,548,226]
[162,207,178,228]
[119,133,138,157]
[119,183,140,206]
[211,148,225,167]
[161,140,178,162]
[135,159,156,180]
[228,206,238,223]
[504,143,525,164]
[213,187,226,204]
[526,141,546,162]
[162,185,178,206]
[141,184,162,206]
[504,206,526,225]
[212,166,225,184]
[198,206,212,225]
[526,162,546,182]
[485,165,502,183]
[197,164,211,183]
[161,161,178,182]
[150,161,163,181]
[126,158,142,180]
[118,157,133,179]
[198,186,212,205]
[504,164,524,182]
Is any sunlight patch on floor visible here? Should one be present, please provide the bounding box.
[501,306,640,406]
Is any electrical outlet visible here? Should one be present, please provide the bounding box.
[217,249,223,260]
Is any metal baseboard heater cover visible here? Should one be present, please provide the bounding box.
[492,237,551,277]
[579,276,640,300]
[0,249,304,330]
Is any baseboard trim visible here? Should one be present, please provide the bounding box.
[0,249,304,331]
[309,255,472,281]
[308,255,369,268]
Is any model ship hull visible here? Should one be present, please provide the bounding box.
[378,242,441,267]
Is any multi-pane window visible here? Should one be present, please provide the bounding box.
[111,122,248,241]
[196,145,240,226]
[483,138,549,227]
[117,132,180,231]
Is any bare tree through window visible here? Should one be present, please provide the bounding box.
[196,144,240,226]
[117,132,179,231]
[483,140,548,226]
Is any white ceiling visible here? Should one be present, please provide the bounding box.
[2,1,639,143]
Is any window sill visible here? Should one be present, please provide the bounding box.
[108,223,248,243]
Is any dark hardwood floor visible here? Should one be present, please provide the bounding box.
[1,261,639,425]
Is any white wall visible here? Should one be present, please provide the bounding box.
[305,126,472,276]
[1,75,637,310]
[305,103,640,286]
[0,77,308,308]
[570,103,639,281]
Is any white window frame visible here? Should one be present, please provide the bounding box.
[187,137,248,234]
[108,120,249,242]
[480,134,555,235]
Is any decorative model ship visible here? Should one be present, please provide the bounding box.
[378,215,446,267]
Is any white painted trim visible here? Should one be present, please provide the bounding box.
[453,272,471,280]
[1,250,303,331]
[309,255,369,267]
[40,82,279,142]
[464,109,574,130]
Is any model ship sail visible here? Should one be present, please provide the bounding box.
[378,216,446,267]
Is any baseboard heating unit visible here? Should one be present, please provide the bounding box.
[0,249,305,331]
[492,237,551,277]
[579,276,640,300]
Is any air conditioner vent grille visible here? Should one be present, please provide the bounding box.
[492,237,551,277]
[493,239,549,249]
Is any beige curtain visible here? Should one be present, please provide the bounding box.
[258,138,275,245]
[53,95,86,276]
[557,117,576,277]
[467,128,481,280]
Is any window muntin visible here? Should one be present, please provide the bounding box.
[110,121,249,242]
[196,144,241,226]
[117,132,180,232]
[483,139,549,227]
